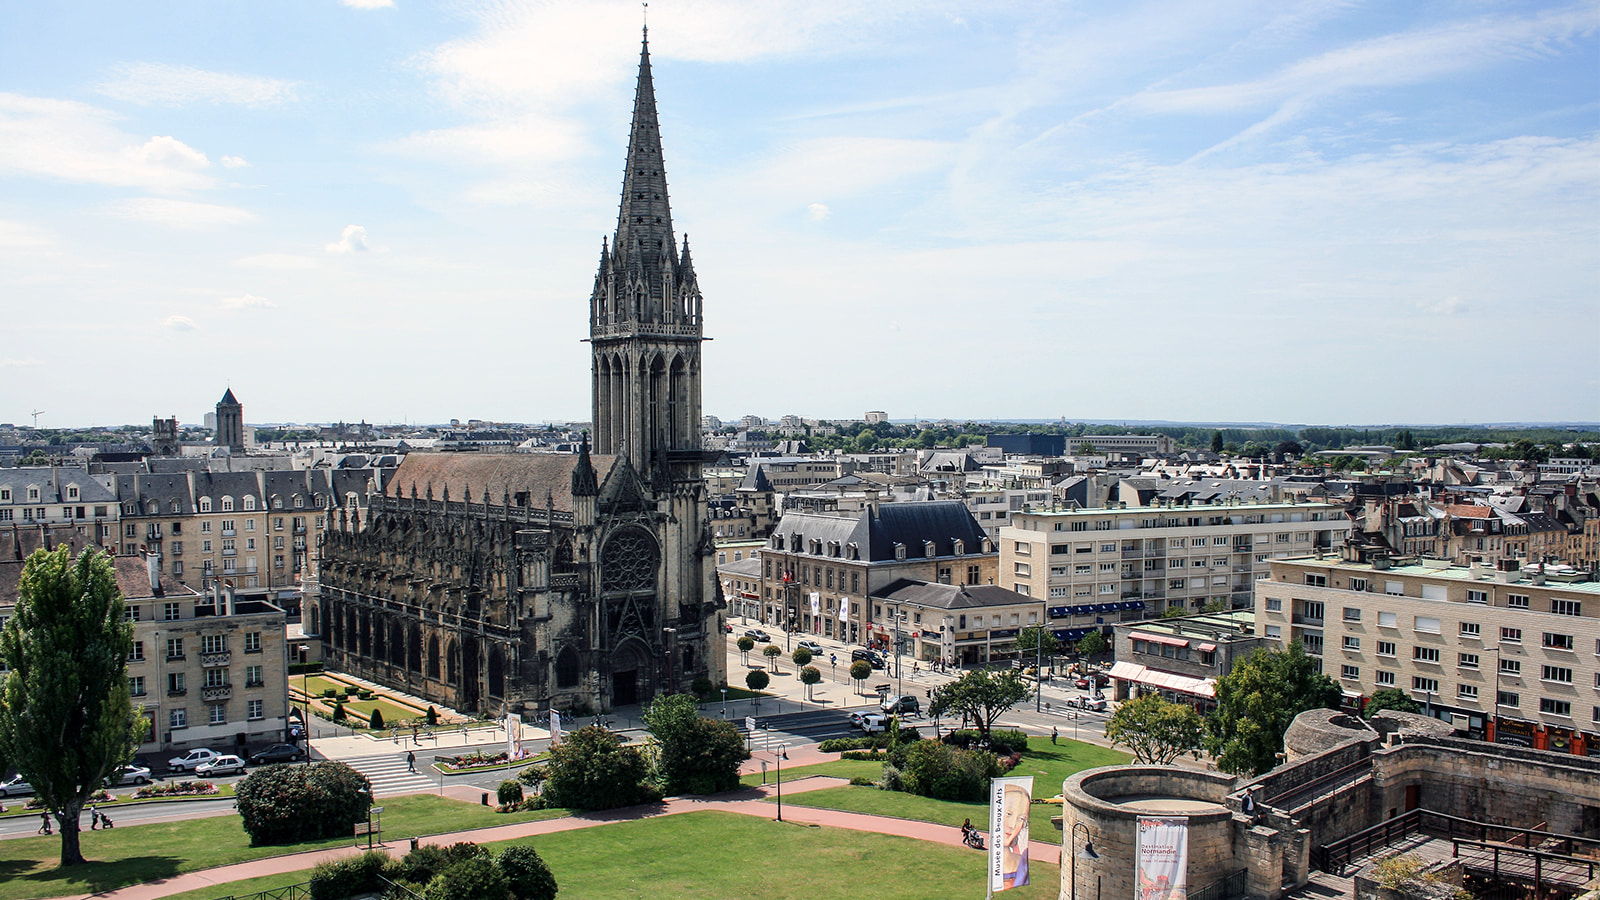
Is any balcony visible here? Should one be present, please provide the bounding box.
[221,548,236,557]
[201,685,232,701]
[1292,614,1325,626]
[167,686,187,697]
[200,651,231,667]
[146,528,162,540]
[294,525,306,535]
[222,528,236,536]
[1121,548,1142,559]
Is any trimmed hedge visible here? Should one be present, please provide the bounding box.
[235,760,372,846]
[942,728,1029,752]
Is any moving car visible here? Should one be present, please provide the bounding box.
[109,764,153,786]
[851,649,884,669]
[796,640,825,656]
[167,748,222,773]
[0,774,34,797]
[248,743,306,766]
[744,629,771,643]
[195,754,247,777]
[880,695,921,716]
[855,713,891,733]
[1072,696,1108,712]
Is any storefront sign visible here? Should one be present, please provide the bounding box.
[1495,717,1536,748]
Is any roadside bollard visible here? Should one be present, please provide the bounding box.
[410,837,419,852]
[481,792,489,806]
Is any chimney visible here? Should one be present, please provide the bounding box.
[146,550,164,597]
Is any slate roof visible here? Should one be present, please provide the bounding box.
[0,466,117,504]
[385,452,617,512]
[0,525,188,605]
[739,464,774,492]
[870,578,1029,610]
[773,500,988,563]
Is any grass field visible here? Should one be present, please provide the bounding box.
[1,794,569,900]
[764,740,1130,845]
[156,811,1064,900]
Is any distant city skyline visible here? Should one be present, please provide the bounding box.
[3,1,1596,427]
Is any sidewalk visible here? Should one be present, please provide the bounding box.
[72,775,1049,900]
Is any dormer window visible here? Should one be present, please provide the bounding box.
[952,539,965,556]
[924,540,936,558]
[200,498,213,513]
[27,487,39,501]
[294,495,305,509]
[67,486,79,500]
[273,496,283,510]
[169,500,180,514]
[982,538,994,553]
[221,496,234,512]
[243,496,256,511]
[847,542,860,560]
[894,542,907,561]
[147,500,159,514]
[124,502,136,515]
[0,489,8,501]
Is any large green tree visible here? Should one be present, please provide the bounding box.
[1205,642,1341,775]
[1015,626,1059,658]
[1075,631,1108,659]
[1363,688,1421,719]
[642,693,749,796]
[1105,695,1205,764]
[928,668,1030,739]
[542,725,658,810]
[0,547,146,866]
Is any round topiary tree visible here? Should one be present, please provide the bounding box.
[369,708,385,730]
[800,666,821,700]
[791,647,813,668]
[745,669,769,693]
[736,636,755,664]
[497,780,524,805]
[498,845,558,900]
[849,659,872,694]
[236,760,372,845]
[762,644,782,671]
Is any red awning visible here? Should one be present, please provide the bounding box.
[1134,632,1190,648]
[1196,642,1218,653]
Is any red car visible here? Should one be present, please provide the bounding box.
[1074,673,1110,689]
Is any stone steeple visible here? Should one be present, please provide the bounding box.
[589,28,704,477]
[215,388,244,454]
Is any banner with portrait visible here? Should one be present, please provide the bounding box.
[809,591,821,618]
[989,776,1032,891]
[549,710,563,747]
[1136,816,1189,900]
[505,713,523,759]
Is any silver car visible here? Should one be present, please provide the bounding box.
[195,754,247,777]
[0,774,35,797]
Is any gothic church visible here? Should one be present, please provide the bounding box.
[316,32,723,716]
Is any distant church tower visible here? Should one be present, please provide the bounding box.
[151,416,179,456]
[589,27,705,484]
[215,389,244,453]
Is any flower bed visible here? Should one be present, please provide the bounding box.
[133,780,219,799]
[440,751,509,772]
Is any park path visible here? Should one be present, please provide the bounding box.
[73,749,1059,900]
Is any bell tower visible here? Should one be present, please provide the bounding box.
[589,28,705,483]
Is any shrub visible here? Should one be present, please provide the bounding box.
[497,780,524,805]
[517,766,547,788]
[309,850,393,900]
[900,739,999,801]
[322,688,337,699]
[332,702,347,723]
[819,737,869,752]
[542,725,659,811]
[344,685,360,696]
[427,706,439,726]
[840,750,887,761]
[424,854,507,900]
[943,728,1028,752]
[236,760,372,846]
[879,763,903,791]
[691,676,714,699]
[400,842,488,887]
[498,845,559,900]
[133,780,218,799]
[370,708,385,730]
[848,776,876,786]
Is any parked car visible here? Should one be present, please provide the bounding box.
[167,748,222,773]
[0,774,34,797]
[109,764,153,786]
[1072,696,1108,712]
[195,754,247,777]
[851,649,884,669]
[880,695,921,716]
[856,713,891,734]
[796,640,825,656]
[1074,673,1110,689]
[248,743,306,766]
[744,629,771,643]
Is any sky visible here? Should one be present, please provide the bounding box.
[1,1,1597,429]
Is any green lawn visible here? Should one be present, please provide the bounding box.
[772,740,1130,845]
[0,794,570,900]
[738,758,883,787]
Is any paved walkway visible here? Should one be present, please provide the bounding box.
[73,745,1055,900]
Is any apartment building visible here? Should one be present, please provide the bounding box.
[0,466,119,541]
[1000,499,1352,640]
[872,579,1044,665]
[1256,553,1600,754]
[1065,434,1176,456]
[1108,610,1271,711]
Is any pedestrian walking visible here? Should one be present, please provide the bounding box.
[39,812,51,835]
[89,804,99,830]
[406,750,416,773]
[412,724,420,745]
[1051,727,1058,745]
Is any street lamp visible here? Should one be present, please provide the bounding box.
[1070,822,1101,900]
[721,688,728,719]
[775,743,788,822]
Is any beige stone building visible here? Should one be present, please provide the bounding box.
[1256,551,1600,753]
[1000,499,1351,639]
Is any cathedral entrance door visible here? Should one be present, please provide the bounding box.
[462,638,481,713]
[614,669,639,706]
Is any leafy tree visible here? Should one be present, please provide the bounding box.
[497,780,524,805]
[1014,626,1059,658]
[0,546,146,866]
[1211,430,1224,453]
[849,659,872,694]
[498,845,559,900]
[1272,440,1303,463]
[1161,604,1191,619]
[1075,631,1107,659]
[541,725,658,811]
[928,668,1029,740]
[1364,688,1421,718]
[736,636,755,664]
[791,646,813,668]
[642,693,748,795]
[745,669,769,693]
[899,739,999,801]
[800,666,821,700]
[1105,695,1204,764]
[762,644,782,672]
[1076,441,1097,455]
[1205,643,1342,776]
[397,842,487,886]
[424,854,508,900]
[237,760,372,845]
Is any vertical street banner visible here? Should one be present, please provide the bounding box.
[1136,817,1190,900]
[989,776,1033,892]
[809,591,821,618]
[549,710,562,747]
[505,713,523,759]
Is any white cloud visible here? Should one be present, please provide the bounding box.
[807,202,831,221]
[1417,296,1468,316]
[326,224,371,253]
[0,93,218,189]
[108,198,257,228]
[233,253,316,269]
[97,63,299,107]
[163,315,197,331]
[342,0,395,8]
[0,219,58,251]
[220,293,276,310]
[0,357,43,368]
[221,155,249,168]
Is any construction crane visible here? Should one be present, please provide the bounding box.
[30,409,45,428]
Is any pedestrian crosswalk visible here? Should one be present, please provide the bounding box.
[341,752,438,796]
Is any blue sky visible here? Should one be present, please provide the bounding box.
[1,1,1596,428]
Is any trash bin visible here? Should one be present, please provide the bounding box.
[481,792,488,806]
[410,837,419,852]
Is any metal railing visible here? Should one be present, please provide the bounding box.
[210,881,311,900]
[1189,868,1247,900]
[1314,809,1600,879]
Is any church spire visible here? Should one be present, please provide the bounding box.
[614,28,675,273]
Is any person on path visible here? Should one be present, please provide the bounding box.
[412,724,419,745]
[406,750,416,773]
[1051,727,1058,745]
[39,811,51,835]
[89,804,99,829]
